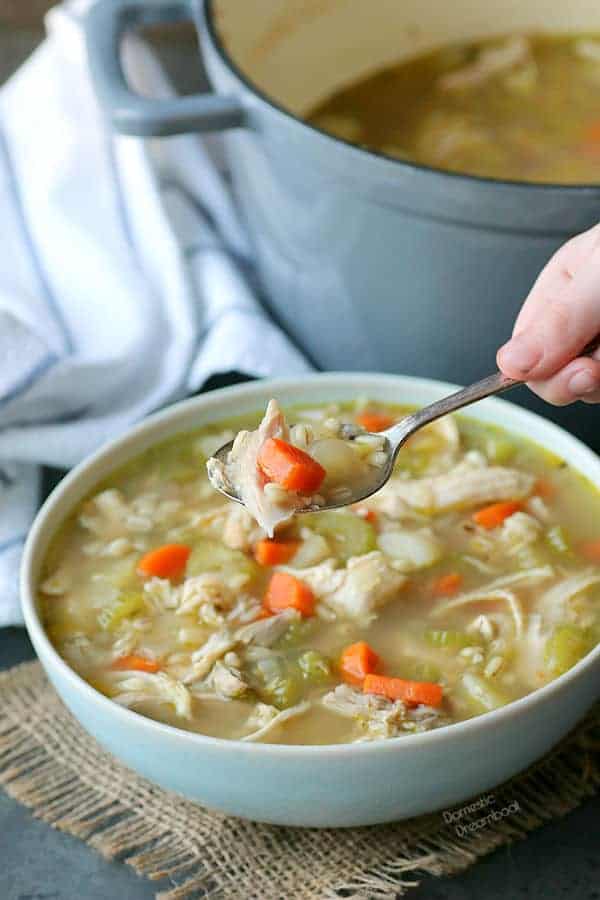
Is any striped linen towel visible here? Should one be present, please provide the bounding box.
[0,1,310,626]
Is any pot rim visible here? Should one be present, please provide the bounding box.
[21,371,600,759]
[202,0,600,195]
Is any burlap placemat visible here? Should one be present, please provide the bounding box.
[1,662,598,899]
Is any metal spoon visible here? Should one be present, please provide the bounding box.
[209,339,600,512]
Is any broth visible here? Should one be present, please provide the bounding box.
[39,401,600,744]
[308,33,600,184]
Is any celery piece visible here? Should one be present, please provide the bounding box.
[98,592,145,632]
[298,650,331,683]
[275,618,316,648]
[247,654,304,710]
[307,511,376,561]
[545,525,571,556]
[461,673,509,713]
[187,539,259,581]
[544,625,592,677]
[424,629,472,651]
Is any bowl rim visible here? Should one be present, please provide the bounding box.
[21,371,600,758]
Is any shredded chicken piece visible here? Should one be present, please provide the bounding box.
[433,567,554,638]
[176,573,239,619]
[236,608,300,646]
[283,551,406,621]
[242,700,311,742]
[183,630,238,683]
[322,685,446,740]
[205,660,247,699]
[143,577,182,613]
[111,671,192,719]
[500,512,541,551]
[540,571,600,624]
[226,595,263,624]
[371,455,535,515]
[439,35,531,91]
[191,503,265,552]
[80,488,183,540]
[207,399,306,536]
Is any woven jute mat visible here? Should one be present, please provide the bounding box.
[1,662,599,900]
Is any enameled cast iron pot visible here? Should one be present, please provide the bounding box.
[85,0,600,449]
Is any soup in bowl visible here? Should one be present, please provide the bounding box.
[21,375,600,825]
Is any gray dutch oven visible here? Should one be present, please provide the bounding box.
[85,0,600,440]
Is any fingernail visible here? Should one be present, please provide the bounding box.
[568,369,597,396]
[498,335,542,376]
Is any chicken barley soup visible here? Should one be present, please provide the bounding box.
[40,399,600,744]
[308,33,600,184]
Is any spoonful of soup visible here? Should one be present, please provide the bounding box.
[207,343,600,534]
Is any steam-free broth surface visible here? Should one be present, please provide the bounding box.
[40,401,600,744]
[308,33,600,184]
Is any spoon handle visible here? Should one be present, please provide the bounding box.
[388,335,600,450]
[390,371,518,444]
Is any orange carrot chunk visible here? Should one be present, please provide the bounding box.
[355,411,394,433]
[111,654,160,673]
[363,674,443,708]
[263,571,315,617]
[254,538,300,566]
[431,572,463,597]
[137,543,191,580]
[257,438,326,494]
[580,539,600,563]
[472,501,522,530]
[340,641,380,685]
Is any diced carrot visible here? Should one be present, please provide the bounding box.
[111,654,160,673]
[137,544,191,580]
[254,538,300,566]
[257,438,326,494]
[353,506,378,524]
[580,539,600,563]
[472,501,522,530]
[431,572,463,597]
[355,411,394,433]
[340,641,380,685]
[363,674,443,708]
[263,571,315,617]
[534,478,555,500]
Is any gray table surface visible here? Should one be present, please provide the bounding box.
[1,23,599,900]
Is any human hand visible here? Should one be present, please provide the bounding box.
[497,223,600,404]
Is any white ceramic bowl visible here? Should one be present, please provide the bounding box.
[21,374,600,827]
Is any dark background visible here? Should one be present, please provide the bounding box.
[1,8,599,899]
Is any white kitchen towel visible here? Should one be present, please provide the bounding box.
[0,1,311,626]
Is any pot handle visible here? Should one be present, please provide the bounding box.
[84,0,246,136]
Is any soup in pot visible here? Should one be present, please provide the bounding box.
[39,400,600,744]
[308,33,600,184]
